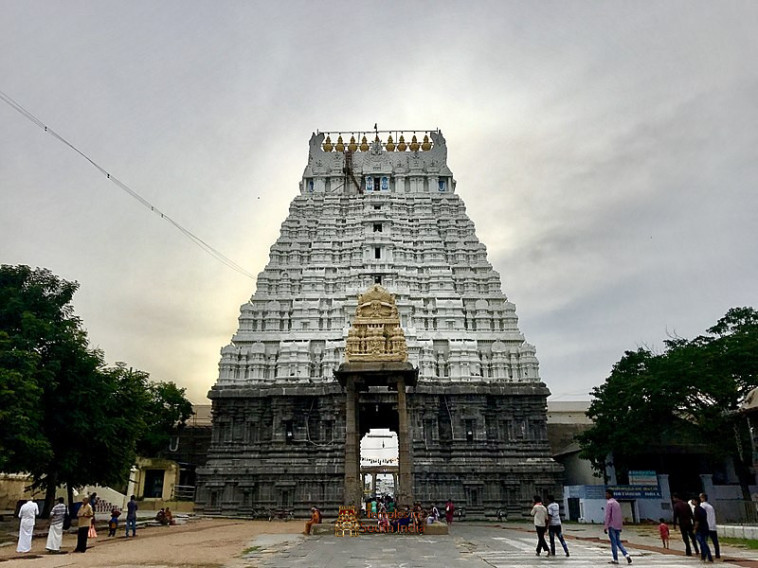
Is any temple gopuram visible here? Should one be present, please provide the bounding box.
[194,129,562,518]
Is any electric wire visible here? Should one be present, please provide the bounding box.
[0,89,256,280]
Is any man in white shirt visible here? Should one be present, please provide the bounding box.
[699,493,720,559]
[17,499,39,553]
[546,494,570,557]
[530,495,550,556]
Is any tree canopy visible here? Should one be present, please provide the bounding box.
[0,265,193,514]
[578,307,758,498]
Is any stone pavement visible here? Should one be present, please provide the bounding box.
[241,523,757,568]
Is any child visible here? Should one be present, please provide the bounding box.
[658,518,670,549]
[108,508,121,537]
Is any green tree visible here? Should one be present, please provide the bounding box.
[138,380,194,456]
[0,265,192,515]
[578,307,758,499]
[0,332,48,472]
[0,265,80,476]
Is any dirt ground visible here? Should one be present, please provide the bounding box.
[0,518,303,568]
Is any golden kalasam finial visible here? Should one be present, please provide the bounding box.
[421,134,432,151]
[385,135,395,152]
[360,136,369,152]
[397,135,407,152]
[335,135,345,152]
[409,135,420,152]
[348,136,358,152]
[344,284,407,363]
[323,135,333,152]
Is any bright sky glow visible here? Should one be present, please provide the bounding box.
[2,1,756,402]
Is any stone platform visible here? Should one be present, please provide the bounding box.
[310,521,448,536]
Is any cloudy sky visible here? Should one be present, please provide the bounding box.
[2,1,756,403]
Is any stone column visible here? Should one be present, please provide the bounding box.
[371,473,377,495]
[396,376,413,506]
[344,377,361,506]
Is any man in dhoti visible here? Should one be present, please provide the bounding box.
[46,497,67,553]
[17,498,40,553]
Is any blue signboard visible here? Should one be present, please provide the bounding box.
[607,484,662,499]
[629,470,658,486]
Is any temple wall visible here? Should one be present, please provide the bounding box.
[195,382,562,518]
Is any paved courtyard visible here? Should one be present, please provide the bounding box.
[1,519,755,568]
[245,524,757,568]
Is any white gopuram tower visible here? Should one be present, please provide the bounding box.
[195,130,562,518]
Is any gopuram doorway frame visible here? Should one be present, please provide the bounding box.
[335,362,418,508]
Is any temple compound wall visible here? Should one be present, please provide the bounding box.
[195,130,562,518]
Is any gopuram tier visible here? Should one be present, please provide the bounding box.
[195,130,563,518]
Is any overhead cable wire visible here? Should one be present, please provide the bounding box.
[0,89,256,280]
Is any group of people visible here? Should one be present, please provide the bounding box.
[304,497,457,535]
[672,492,721,562]
[530,489,722,564]
[155,506,176,525]
[530,494,571,558]
[15,493,141,554]
[16,488,725,560]
[532,490,630,564]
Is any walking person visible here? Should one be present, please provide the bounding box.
[658,518,670,549]
[74,496,93,552]
[16,498,39,553]
[692,498,713,562]
[530,495,550,556]
[125,494,138,537]
[699,493,720,559]
[672,493,699,556]
[546,494,570,557]
[45,497,67,553]
[604,489,632,564]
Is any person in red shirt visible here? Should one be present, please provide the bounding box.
[445,499,455,525]
[658,518,670,548]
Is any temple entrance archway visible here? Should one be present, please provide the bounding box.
[335,365,417,508]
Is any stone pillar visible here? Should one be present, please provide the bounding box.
[397,376,413,506]
[344,377,361,506]
[371,473,377,495]
[699,474,715,503]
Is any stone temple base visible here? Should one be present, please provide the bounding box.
[195,380,562,519]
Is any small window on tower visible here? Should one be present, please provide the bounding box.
[375,247,381,259]
[373,223,382,232]
[374,275,382,284]
[465,419,475,442]
[373,205,381,210]
[285,420,294,444]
